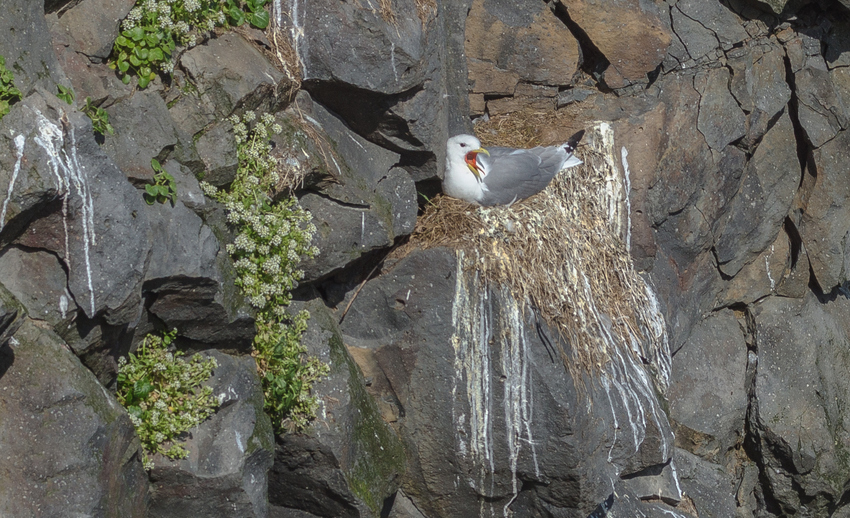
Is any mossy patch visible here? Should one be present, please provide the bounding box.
[312,304,406,513]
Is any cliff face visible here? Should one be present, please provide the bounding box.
[1,0,850,516]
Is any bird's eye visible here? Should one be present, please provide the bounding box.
[459,143,466,147]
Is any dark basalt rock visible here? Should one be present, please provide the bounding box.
[0,319,149,517]
[148,351,274,518]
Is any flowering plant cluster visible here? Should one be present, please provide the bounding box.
[110,0,269,88]
[200,110,327,431]
[116,329,219,469]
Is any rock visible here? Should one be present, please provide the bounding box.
[717,227,791,305]
[0,91,152,324]
[338,247,674,516]
[467,58,520,96]
[727,38,791,146]
[676,0,749,50]
[674,449,739,518]
[195,120,238,187]
[619,460,683,505]
[714,110,799,277]
[750,294,850,515]
[0,247,77,328]
[143,200,220,284]
[825,18,850,69]
[143,198,256,351]
[290,94,417,281]
[290,0,452,179]
[669,310,748,462]
[101,88,185,183]
[799,129,850,291]
[465,0,580,88]
[0,0,68,95]
[268,297,406,517]
[556,0,671,88]
[695,67,747,150]
[795,66,848,148]
[179,32,288,122]
[48,18,134,107]
[645,73,742,272]
[49,0,134,61]
[0,103,62,248]
[671,7,720,62]
[148,351,274,518]
[163,159,207,210]
[293,0,430,94]
[0,319,148,517]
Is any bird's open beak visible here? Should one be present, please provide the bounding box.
[465,148,489,182]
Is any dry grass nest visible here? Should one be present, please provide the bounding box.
[399,122,664,381]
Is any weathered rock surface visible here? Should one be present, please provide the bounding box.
[669,309,747,462]
[269,296,406,517]
[5,0,850,516]
[339,248,675,516]
[750,294,850,515]
[49,0,134,61]
[148,351,274,518]
[0,319,148,517]
[714,110,799,277]
[291,93,417,281]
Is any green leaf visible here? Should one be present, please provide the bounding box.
[144,193,156,204]
[228,6,246,26]
[151,158,162,172]
[118,60,130,73]
[149,47,164,62]
[124,25,145,41]
[139,74,151,88]
[249,10,269,29]
[145,184,158,196]
[145,33,160,47]
[129,54,142,67]
[122,74,131,85]
[129,26,145,41]
[115,36,130,47]
[133,378,154,400]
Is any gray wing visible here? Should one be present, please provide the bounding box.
[477,146,567,206]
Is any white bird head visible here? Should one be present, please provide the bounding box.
[446,134,489,181]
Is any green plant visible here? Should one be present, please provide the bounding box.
[117,329,220,469]
[200,111,327,431]
[111,0,271,88]
[145,158,178,205]
[224,0,269,29]
[0,56,21,119]
[82,97,114,136]
[57,84,75,105]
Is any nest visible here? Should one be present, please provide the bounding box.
[402,123,669,386]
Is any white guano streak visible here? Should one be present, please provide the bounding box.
[452,254,540,518]
[0,134,26,231]
[621,146,632,252]
[31,108,97,315]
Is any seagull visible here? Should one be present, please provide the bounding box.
[443,130,585,206]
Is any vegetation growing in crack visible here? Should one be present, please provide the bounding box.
[82,97,114,137]
[111,0,271,88]
[117,329,220,470]
[200,110,328,432]
[56,84,75,105]
[145,158,178,205]
[0,56,21,119]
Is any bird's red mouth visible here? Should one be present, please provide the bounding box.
[465,151,479,170]
[463,147,489,181]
